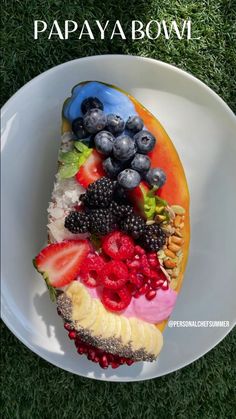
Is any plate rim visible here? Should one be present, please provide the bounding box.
[1,54,236,382]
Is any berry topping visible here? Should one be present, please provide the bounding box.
[102,285,132,312]
[80,253,105,288]
[102,231,135,260]
[80,177,115,208]
[34,240,90,288]
[118,169,141,190]
[81,97,104,114]
[94,131,115,155]
[140,224,166,252]
[83,108,107,134]
[120,213,146,239]
[106,114,125,135]
[110,201,133,219]
[113,135,137,161]
[89,208,117,235]
[72,117,89,140]
[103,157,124,179]
[100,260,128,290]
[134,130,156,154]
[76,149,105,188]
[130,153,151,173]
[64,211,90,234]
[145,168,167,188]
[126,115,144,133]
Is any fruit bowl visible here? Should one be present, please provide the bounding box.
[1,56,236,381]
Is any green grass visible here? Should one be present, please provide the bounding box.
[1,0,236,418]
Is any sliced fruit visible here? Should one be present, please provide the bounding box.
[77,299,99,330]
[34,240,90,288]
[100,260,128,290]
[76,149,105,188]
[129,318,146,351]
[119,316,132,345]
[102,231,135,260]
[113,314,122,340]
[70,284,93,321]
[90,303,107,335]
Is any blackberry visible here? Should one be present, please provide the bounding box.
[110,201,133,220]
[89,208,117,235]
[120,213,146,240]
[64,211,90,234]
[80,177,116,209]
[140,224,166,251]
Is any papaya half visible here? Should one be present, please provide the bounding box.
[34,81,190,366]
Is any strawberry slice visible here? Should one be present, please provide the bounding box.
[34,240,90,288]
[76,149,105,188]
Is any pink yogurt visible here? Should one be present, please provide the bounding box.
[85,284,177,324]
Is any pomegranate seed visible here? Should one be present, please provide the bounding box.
[87,349,96,361]
[119,357,126,365]
[126,359,134,366]
[111,362,120,369]
[161,280,169,290]
[148,252,157,259]
[99,355,109,369]
[68,330,77,340]
[133,291,141,298]
[151,279,164,290]
[94,356,99,363]
[143,267,151,276]
[127,260,140,269]
[139,283,149,295]
[77,345,86,354]
[64,322,72,331]
[145,290,157,300]
[134,254,140,260]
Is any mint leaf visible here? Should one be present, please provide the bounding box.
[74,141,89,153]
[59,151,80,164]
[59,162,79,179]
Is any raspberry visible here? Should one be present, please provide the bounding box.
[101,285,132,312]
[100,260,128,290]
[80,253,105,287]
[102,231,135,260]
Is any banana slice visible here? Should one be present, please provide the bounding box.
[150,326,163,356]
[71,286,93,321]
[119,316,132,345]
[90,303,107,336]
[102,313,118,339]
[113,314,122,340]
[76,299,99,330]
[129,318,146,351]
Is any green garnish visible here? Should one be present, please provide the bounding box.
[59,142,92,180]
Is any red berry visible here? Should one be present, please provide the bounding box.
[80,253,105,287]
[102,285,132,312]
[139,283,149,295]
[129,272,144,288]
[145,290,157,300]
[102,231,135,260]
[100,260,128,290]
[134,245,145,255]
[76,149,105,188]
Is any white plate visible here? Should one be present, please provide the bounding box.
[1,55,236,382]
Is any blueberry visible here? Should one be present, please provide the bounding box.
[81,97,103,114]
[113,135,137,161]
[83,109,107,134]
[131,153,151,173]
[72,117,89,139]
[94,131,115,155]
[106,114,125,135]
[134,130,156,154]
[118,169,141,190]
[126,115,144,133]
[103,157,124,178]
[145,168,166,188]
